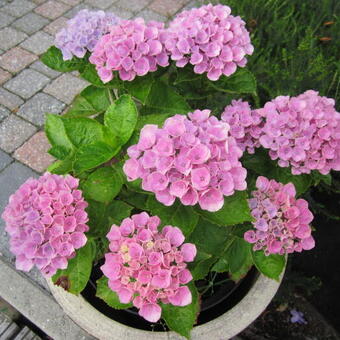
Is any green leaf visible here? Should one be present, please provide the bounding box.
[242,149,312,195]
[135,113,172,131]
[47,157,73,175]
[82,86,110,112]
[104,95,138,146]
[106,200,134,226]
[186,218,229,256]
[86,200,108,237]
[96,276,132,309]
[66,85,111,115]
[87,200,133,238]
[63,95,97,118]
[251,250,286,281]
[82,167,123,203]
[226,237,250,273]
[174,67,202,85]
[161,283,199,339]
[125,178,152,195]
[120,189,150,210]
[229,254,253,282]
[188,251,216,280]
[224,236,253,281]
[209,68,257,94]
[271,166,312,195]
[41,46,85,72]
[52,240,94,294]
[142,80,191,115]
[73,141,120,174]
[63,117,107,148]
[146,196,199,237]
[311,171,332,186]
[80,63,106,87]
[124,73,154,104]
[211,256,229,273]
[45,114,74,160]
[195,191,252,226]
[80,63,121,88]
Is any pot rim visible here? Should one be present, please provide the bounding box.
[47,266,285,340]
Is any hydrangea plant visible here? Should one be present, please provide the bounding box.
[2,4,339,339]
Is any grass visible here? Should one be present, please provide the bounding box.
[211,0,340,107]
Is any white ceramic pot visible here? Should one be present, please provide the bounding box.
[48,268,284,340]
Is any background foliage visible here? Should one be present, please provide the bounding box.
[212,0,340,108]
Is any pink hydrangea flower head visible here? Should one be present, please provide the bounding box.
[101,212,196,323]
[1,173,89,277]
[258,90,340,175]
[89,18,169,82]
[164,4,254,80]
[222,100,264,153]
[123,110,247,212]
[244,176,315,255]
[55,9,119,60]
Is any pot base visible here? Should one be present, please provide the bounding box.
[48,263,284,339]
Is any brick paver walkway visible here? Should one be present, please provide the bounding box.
[0,0,198,285]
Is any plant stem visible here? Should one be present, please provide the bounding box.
[107,88,114,104]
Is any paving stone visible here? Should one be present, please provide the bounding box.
[0,47,37,73]
[64,3,95,18]
[0,106,10,121]
[0,27,27,51]
[137,8,167,22]
[88,0,117,10]
[107,5,133,19]
[182,0,200,10]
[43,16,68,36]
[149,0,187,16]
[17,92,65,126]
[0,88,24,111]
[0,149,12,171]
[0,68,11,85]
[12,12,50,35]
[0,11,15,30]
[20,31,53,55]
[4,69,50,100]
[0,115,37,153]
[34,0,70,19]
[83,0,119,10]
[14,131,55,172]
[115,0,150,13]
[0,162,37,217]
[44,73,88,104]
[1,0,36,18]
[60,0,82,5]
[30,60,60,79]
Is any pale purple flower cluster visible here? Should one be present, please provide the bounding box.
[222,99,264,153]
[55,9,119,61]
[101,212,196,323]
[244,176,315,255]
[89,18,169,82]
[123,110,247,212]
[164,4,254,80]
[258,90,340,175]
[1,173,89,277]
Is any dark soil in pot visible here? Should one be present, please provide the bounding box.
[291,178,340,333]
[81,262,258,331]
